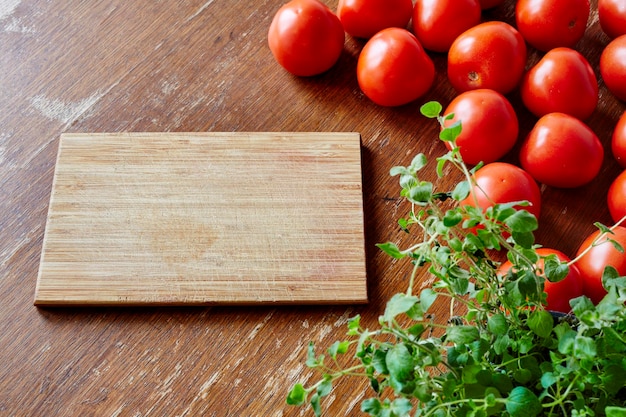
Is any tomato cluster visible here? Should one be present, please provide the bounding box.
[267,0,626,309]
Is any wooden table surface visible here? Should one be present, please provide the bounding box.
[1,0,624,415]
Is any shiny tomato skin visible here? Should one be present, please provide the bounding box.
[600,35,626,102]
[575,226,626,304]
[612,111,626,167]
[608,170,626,224]
[515,0,590,52]
[498,248,584,313]
[268,0,345,76]
[599,0,626,39]
[337,0,413,39]
[519,113,604,188]
[521,47,598,120]
[448,22,527,94]
[357,28,435,107]
[412,0,482,53]
[478,0,505,9]
[461,162,542,221]
[443,89,519,166]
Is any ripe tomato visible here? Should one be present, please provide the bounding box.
[575,226,626,304]
[443,89,519,166]
[519,113,604,188]
[498,248,584,313]
[515,0,590,52]
[447,22,527,94]
[337,0,413,39]
[608,170,626,224]
[600,35,626,102]
[461,162,542,221]
[612,111,626,167]
[357,28,435,107]
[478,0,505,9]
[599,0,626,39]
[521,47,598,120]
[412,0,481,53]
[268,0,344,77]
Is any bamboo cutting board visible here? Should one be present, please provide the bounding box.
[35,132,367,306]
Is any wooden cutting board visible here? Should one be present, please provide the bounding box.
[34,132,368,306]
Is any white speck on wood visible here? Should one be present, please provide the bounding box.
[185,0,215,22]
[4,16,34,33]
[246,309,275,341]
[0,0,20,21]
[30,92,103,125]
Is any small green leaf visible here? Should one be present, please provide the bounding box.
[420,101,442,118]
[310,393,322,417]
[540,371,557,389]
[347,315,361,335]
[446,325,480,345]
[390,398,413,416]
[443,209,463,227]
[376,242,406,259]
[570,295,595,317]
[286,383,306,405]
[306,342,318,367]
[328,340,350,360]
[420,288,438,312]
[408,181,433,205]
[543,255,569,283]
[487,313,508,336]
[361,398,382,416]
[440,120,462,142]
[317,378,332,397]
[409,153,428,172]
[390,166,409,177]
[505,387,542,417]
[386,343,414,382]
[383,293,420,323]
[504,210,538,233]
[511,231,535,249]
[606,406,626,417]
[574,336,597,359]
[452,180,470,201]
[527,310,553,338]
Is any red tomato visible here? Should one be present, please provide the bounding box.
[268,0,345,77]
[519,113,604,188]
[515,0,590,52]
[521,47,598,120]
[337,0,413,39]
[612,111,626,167]
[600,35,626,102]
[443,89,519,166]
[357,28,435,107]
[461,162,542,221]
[575,226,626,304]
[599,0,626,39]
[412,0,482,53]
[608,170,626,224]
[478,0,505,9]
[447,22,527,94]
[499,248,584,313]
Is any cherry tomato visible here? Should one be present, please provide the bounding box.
[575,226,626,304]
[478,0,505,9]
[519,113,604,188]
[521,47,598,120]
[268,0,345,77]
[357,28,435,107]
[443,89,519,166]
[461,162,542,221]
[515,0,589,52]
[412,0,481,53]
[498,248,584,313]
[599,0,626,39]
[600,35,626,102]
[608,170,626,224]
[612,111,626,167]
[337,0,413,39]
[448,22,527,94]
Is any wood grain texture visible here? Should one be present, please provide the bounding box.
[0,0,624,415]
[35,132,367,306]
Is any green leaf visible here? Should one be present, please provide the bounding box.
[286,383,306,405]
[570,295,595,317]
[408,181,433,205]
[409,153,428,172]
[443,209,463,227]
[383,293,420,323]
[361,398,382,416]
[527,310,553,338]
[390,398,413,416]
[606,406,626,417]
[328,340,350,360]
[317,378,332,397]
[306,342,320,367]
[446,325,480,345]
[574,336,597,359]
[347,315,361,335]
[505,387,542,417]
[601,364,626,395]
[376,242,406,259]
[420,288,438,312]
[386,343,414,382]
[439,120,462,142]
[511,231,535,249]
[540,371,557,389]
[452,180,470,201]
[310,393,322,417]
[420,101,442,118]
[487,313,508,336]
[504,210,538,233]
[390,166,410,177]
[543,255,569,283]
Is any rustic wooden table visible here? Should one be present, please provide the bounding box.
[1,0,623,415]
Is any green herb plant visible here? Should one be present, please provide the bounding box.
[286,102,626,417]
